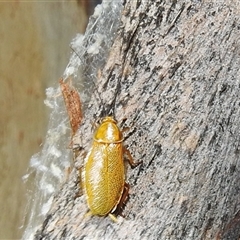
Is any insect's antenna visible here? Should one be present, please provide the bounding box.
[70,46,121,119]
[91,76,121,119]
[107,76,121,119]
[70,46,81,59]
[92,80,107,118]
[70,47,107,117]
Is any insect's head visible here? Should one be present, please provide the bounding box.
[94,116,123,143]
[101,116,116,124]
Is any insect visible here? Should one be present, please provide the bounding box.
[59,77,82,137]
[82,114,142,220]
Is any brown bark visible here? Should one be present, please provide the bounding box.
[34,1,240,239]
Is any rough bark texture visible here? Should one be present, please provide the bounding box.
[34,1,240,239]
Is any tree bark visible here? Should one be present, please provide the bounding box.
[34,1,240,239]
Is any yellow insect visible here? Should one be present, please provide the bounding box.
[82,116,141,220]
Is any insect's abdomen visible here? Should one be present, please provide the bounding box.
[85,142,125,216]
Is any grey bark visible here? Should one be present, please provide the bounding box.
[34,1,240,239]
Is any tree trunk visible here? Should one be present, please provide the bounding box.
[34,1,240,239]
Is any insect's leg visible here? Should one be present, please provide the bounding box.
[121,126,130,134]
[84,211,93,219]
[79,166,83,189]
[64,166,72,181]
[111,182,130,219]
[108,213,118,222]
[74,166,84,199]
[72,144,84,161]
[123,147,143,168]
[118,182,130,217]
[91,120,98,130]
[64,144,84,182]
[90,117,102,132]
